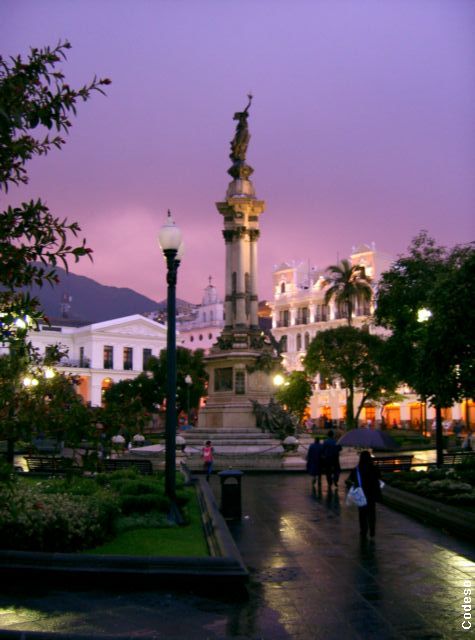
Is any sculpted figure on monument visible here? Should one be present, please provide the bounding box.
[230,93,252,162]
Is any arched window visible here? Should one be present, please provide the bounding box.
[190,336,194,342]
[208,333,212,339]
[280,282,286,293]
[304,332,310,349]
[296,333,302,351]
[199,334,203,341]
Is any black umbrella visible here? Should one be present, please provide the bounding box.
[338,428,399,450]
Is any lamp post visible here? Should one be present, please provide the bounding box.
[185,374,192,426]
[158,210,184,521]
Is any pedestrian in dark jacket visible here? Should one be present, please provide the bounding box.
[321,430,341,489]
[306,437,323,491]
[346,450,382,538]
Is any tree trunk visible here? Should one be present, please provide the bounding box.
[346,385,355,429]
[435,404,443,468]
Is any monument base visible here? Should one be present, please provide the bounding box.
[198,348,276,430]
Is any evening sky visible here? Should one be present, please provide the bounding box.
[1,0,474,303]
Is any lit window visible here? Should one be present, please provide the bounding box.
[103,345,113,369]
[123,347,133,370]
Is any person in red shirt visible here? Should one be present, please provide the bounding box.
[202,440,214,481]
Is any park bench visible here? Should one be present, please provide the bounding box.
[101,458,153,475]
[25,455,81,476]
[372,454,414,473]
[441,451,475,467]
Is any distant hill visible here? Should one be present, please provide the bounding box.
[24,267,192,324]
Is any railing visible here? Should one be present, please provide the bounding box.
[59,358,91,368]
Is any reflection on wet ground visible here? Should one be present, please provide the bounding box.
[0,473,473,639]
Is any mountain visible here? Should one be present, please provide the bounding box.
[24,267,192,324]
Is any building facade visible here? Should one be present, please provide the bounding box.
[26,315,167,407]
[271,244,473,429]
[177,278,225,354]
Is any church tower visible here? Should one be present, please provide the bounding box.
[198,97,277,429]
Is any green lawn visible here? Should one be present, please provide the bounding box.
[85,490,209,557]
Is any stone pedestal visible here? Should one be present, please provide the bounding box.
[198,348,275,429]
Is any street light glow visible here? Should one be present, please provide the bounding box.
[273,373,285,387]
[417,308,432,323]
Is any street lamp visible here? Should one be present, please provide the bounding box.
[158,210,184,523]
[185,374,192,426]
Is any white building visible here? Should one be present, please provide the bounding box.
[271,244,472,429]
[28,314,167,406]
[177,278,225,353]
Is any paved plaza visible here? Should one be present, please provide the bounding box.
[0,473,473,639]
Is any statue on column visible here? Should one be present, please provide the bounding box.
[228,94,254,180]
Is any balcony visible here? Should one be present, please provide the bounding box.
[59,357,91,369]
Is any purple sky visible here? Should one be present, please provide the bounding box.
[2,0,474,304]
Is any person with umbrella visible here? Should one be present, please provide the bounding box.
[346,450,382,539]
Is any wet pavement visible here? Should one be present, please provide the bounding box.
[0,473,474,639]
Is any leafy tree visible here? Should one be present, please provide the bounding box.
[323,258,372,326]
[303,326,398,429]
[0,41,110,343]
[148,347,208,419]
[274,371,313,425]
[375,232,475,465]
[101,373,162,436]
[0,348,93,463]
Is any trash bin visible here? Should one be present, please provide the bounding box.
[218,470,243,519]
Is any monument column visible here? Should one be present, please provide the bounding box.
[249,229,259,329]
[223,230,234,328]
[198,95,279,429]
[235,228,247,327]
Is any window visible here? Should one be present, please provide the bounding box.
[199,334,203,341]
[304,332,310,349]
[296,333,302,351]
[190,336,194,342]
[142,348,152,370]
[235,370,245,395]
[208,333,213,340]
[79,346,85,367]
[103,345,113,369]
[123,347,133,370]
[281,335,288,353]
[214,367,233,392]
[280,282,286,293]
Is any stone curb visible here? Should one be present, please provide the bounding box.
[382,484,475,540]
[0,477,248,591]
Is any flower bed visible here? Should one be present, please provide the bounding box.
[0,469,194,553]
[384,458,475,510]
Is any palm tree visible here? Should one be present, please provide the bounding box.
[323,259,372,326]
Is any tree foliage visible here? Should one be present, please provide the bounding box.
[375,232,475,466]
[0,41,110,342]
[274,371,313,424]
[323,258,372,326]
[375,232,475,408]
[303,326,398,428]
[101,348,208,433]
[149,347,208,416]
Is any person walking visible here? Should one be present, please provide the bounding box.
[321,429,341,489]
[346,450,382,538]
[306,437,323,492]
[202,440,214,481]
